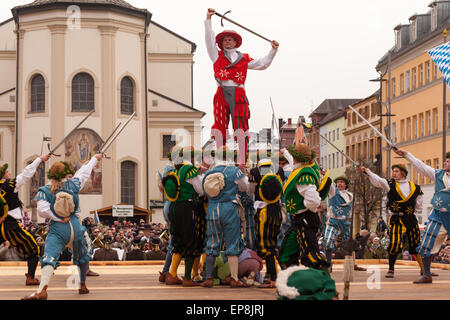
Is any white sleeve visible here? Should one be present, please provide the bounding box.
[247,182,257,195]
[186,176,204,196]
[365,169,390,191]
[328,183,336,198]
[283,149,294,168]
[74,157,98,190]
[205,19,219,63]
[37,199,62,222]
[296,184,321,212]
[235,175,249,192]
[15,157,42,191]
[247,48,278,70]
[405,152,436,182]
[415,194,423,213]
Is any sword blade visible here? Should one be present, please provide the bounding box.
[347,105,396,149]
[100,112,136,154]
[319,133,358,167]
[49,110,94,154]
[98,122,122,152]
[214,12,272,43]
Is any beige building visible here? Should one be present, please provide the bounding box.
[0,0,204,223]
[376,1,450,224]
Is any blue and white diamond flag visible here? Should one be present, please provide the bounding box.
[428,41,450,88]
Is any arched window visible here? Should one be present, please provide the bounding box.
[30,74,45,113]
[120,77,134,115]
[121,161,136,205]
[72,72,94,112]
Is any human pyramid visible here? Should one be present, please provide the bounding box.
[0,8,448,301]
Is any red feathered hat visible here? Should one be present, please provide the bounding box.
[216,30,242,50]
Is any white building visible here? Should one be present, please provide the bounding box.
[0,0,204,223]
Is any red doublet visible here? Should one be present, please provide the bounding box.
[211,51,252,162]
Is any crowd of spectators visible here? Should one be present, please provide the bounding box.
[1,215,450,265]
[0,217,169,262]
[317,217,450,264]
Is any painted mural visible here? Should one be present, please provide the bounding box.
[64,128,103,194]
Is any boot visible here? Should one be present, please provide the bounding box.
[86,270,99,277]
[158,271,166,283]
[201,277,214,288]
[21,286,48,300]
[221,276,232,285]
[231,278,250,288]
[413,275,432,284]
[25,273,40,286]
[182,277,200,287]
[354,265,366,271]
[385,270,394,278]
[165,272,182,285]
[79,282,89,294]
[258,280,276,288]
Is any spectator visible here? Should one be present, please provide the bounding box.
[126,238,145,261]
[355,229,370,259]
[36,237,45,258]
[380,230,390,251]
[145,238,166,260]
[238,248,264,286]
[93,236,119,261]
[401,251,412,261]
[376,216,388,236]
[90,228,100,241]
[0,241,25,261]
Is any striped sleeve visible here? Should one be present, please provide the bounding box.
[34,190,48,202]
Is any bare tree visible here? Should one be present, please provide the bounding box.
[346,161,382,235]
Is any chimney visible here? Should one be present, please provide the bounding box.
[288,118,292,125]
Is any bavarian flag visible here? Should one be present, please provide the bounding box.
[428,41,450,89]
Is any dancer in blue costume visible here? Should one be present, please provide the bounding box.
[201,147,250,288]
[22,154,103,300]
[394,148,450,284]
[322,176,353,271]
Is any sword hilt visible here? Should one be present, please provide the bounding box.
[47,143,60,157]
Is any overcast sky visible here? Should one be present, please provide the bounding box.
[1,0,436,138]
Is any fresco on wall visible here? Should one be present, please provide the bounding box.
[64,128,103,194]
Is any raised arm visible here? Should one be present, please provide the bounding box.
[394,149,435,182]
[15,154,51,190]
[281,148,294,168]
[73,154,103,190]
[360,166,389,191]
[205,8,219,63]
[247,44,278,70]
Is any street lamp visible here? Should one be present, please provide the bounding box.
[443,29,447,164]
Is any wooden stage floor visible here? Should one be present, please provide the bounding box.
[1,261,449,300]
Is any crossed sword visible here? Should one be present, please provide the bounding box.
[46,110,136,158]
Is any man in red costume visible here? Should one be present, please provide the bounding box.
[205,8,279,165]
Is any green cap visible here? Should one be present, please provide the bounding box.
[391,164,408,176]
[0,163,8,179]
[334,176,350,188]
[276,266,337,300]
